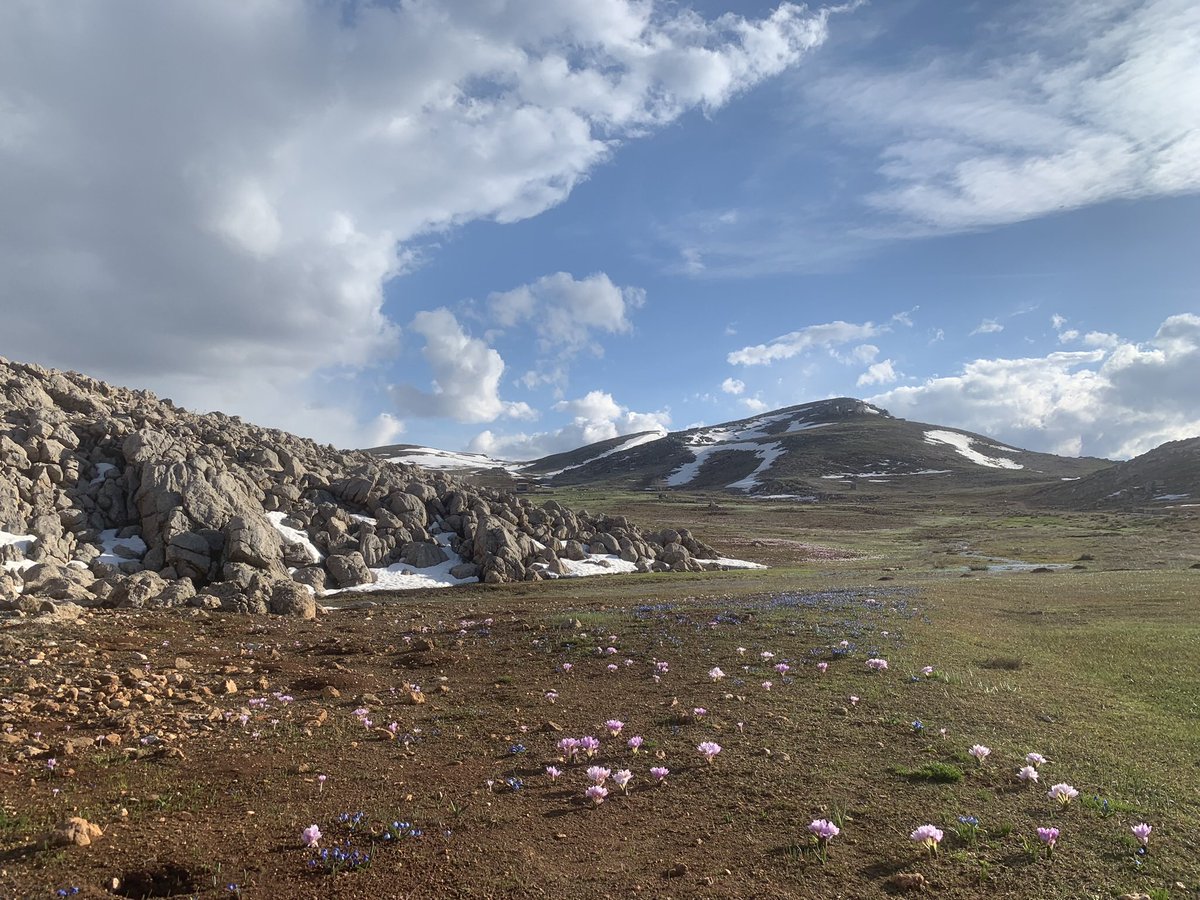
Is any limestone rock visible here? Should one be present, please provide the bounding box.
[51,816,103,847]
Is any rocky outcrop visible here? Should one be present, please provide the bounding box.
[0,357,723,616]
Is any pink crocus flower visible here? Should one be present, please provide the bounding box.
[762,680,773,691]
[1131,823,1152,846]
[561,663,573,673]
[697,741,722,763]
[545,691,558,704]
[866,658,888,672]
[586,765,611,784]
[558,737,580,759]
[839,640,849,648]
[606,664,618,673]
[612,769,633,793]
[808,819,840,841]
[968,744,991,764]
[849,696,860,706]
[1018,765,1039,784]
[317,774,327,792]
[655,661,669,674]
[760,651,775,661]
[606,647,618,655]
[774,663,790,675]
[920,666,934,677]
[605,719,624,737]
[650,766,669,784]
[1037,826,1059,851]
[579,736,601,758]
[910,824,943,854]
[1026,752,1047,767]
[816,662,828,674]
[736,647,747,656]
[585,785,608,805]
[709,666,726,681]
[302,824,322,847]
[692,707,707,719]
[1047,783,1079,806]
[627,735,643,753]
[546,766,562,781]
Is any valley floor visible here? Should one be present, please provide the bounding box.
[1,493,1197,899]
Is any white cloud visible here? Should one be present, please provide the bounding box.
[741,397,770,413]
[470,390,669,459]
[856,359,898,386]
[930,328,946,343]
[0,1,833,442]
[1051,313,1067,330]
[728,320,885,366]
[487,272,645,386]
[869,314,1200,458]
[721,377,746,395]
[810,0,1200,230]
[970,319,1004,336]
[390,309,535,424]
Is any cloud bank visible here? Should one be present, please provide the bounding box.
[870,314,1200,459]
[0,1,833,445]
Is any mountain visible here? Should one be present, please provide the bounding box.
[519,398,1110,493]
[1033,436,1200,508]
[0,357,736,617]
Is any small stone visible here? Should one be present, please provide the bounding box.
[889,872,926,891]
[665,863,688,878]
[51,816,103,847]
[321,686,341,699]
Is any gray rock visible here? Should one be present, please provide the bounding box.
[224,514,283,571]
[326,551,374,587]
[401,541,449,568]
[270,581,317,619]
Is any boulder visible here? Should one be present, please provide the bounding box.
[326,551,374,588]
[224,514,283,571]
[401,541,449,569]
[270,581,318,619]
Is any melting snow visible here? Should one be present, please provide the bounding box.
[923,430,1023,469]
[89,462,116,485]
[667,441,784,489]
[330,553,479,594]
[385,447,524,473]
[95,529,147,566]
[266,512,324,563]
[1,529,37,576]
[1155,493,1189,501]
[540,431,667,476]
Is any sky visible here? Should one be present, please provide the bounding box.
[1,0,1197,461]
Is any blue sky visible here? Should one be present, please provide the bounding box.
[1,0,1197,459]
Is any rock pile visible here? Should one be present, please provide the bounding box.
[0,358,721,616]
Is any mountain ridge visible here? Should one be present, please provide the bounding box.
[371,398,1113,494]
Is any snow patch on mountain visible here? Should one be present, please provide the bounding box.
[923,430,1024,469]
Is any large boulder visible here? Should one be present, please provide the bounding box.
[270,581,317,619]
[224,514,284,571]
[401,541,448,569]
[326,551,374,588]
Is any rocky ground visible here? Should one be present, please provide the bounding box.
[1,358,726,621]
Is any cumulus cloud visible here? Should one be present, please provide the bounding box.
[0,1,833,444]
[741,397,770,413]
[721,377,746,395]
[809,0,1200,231]
[488,272,645,386]
[728,320,885,366]
[390,309,535,424]
[970,319,1004,336]
[469,390,669,460]
[869,314,1200,458]
[856,359,897,386]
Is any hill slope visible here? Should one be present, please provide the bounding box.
[1033,436,1200,508]
[523,398,1109,492]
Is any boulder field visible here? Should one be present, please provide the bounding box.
[0,358,722,617]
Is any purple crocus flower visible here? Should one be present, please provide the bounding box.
[302,824,322,847]
[650,766,669,784]
[627,735,643,753]
[1131,823,1152,846]
[697,741,722,762]
[808,819,840,841]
